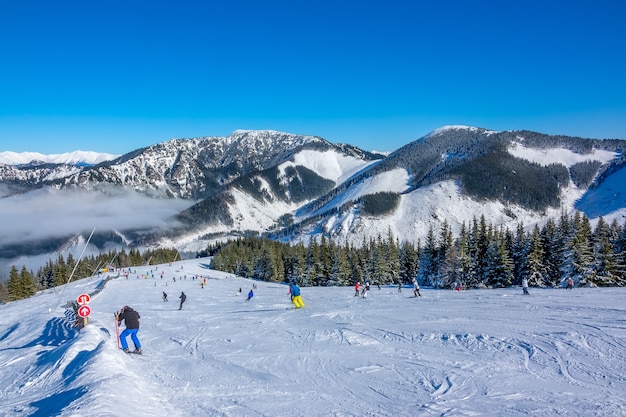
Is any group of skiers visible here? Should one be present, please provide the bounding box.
[118,282,307,354]
[161,291,186,309]
[354,281,372,298]
[357,280,421,298]
[117,273,578,355]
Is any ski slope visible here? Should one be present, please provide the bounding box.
[1,258,625,416]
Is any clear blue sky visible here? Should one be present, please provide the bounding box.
[1,0,625,154]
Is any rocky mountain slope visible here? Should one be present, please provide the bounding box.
[2,126,625,273]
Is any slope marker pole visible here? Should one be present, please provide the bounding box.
[51,228,96,313]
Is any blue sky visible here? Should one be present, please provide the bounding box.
[1,0,625,155]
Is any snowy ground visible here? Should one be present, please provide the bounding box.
[1,258,625,417]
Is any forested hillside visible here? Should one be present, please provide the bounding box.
[208,211,626,289]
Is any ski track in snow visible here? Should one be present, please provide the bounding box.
[1,259,626,416]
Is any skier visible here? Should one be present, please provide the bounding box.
[246,289,254,301]
[179,291,187,310]
[361,282,370,298]
[413,278,421,297]
[162,291,168,301]
[522,278,529,295]
[566,277,574,289]
[354,282,360,296]
[289,283,305,308]
[456,282,462,292]
[117,306,142,354]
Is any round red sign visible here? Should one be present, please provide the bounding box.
[77,293,91,305]
[77,305,91,317]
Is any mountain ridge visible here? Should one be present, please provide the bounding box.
[2,126,626,276]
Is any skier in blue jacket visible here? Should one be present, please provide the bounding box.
[117,306,142,354]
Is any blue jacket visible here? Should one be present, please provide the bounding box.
[290,284,301,297]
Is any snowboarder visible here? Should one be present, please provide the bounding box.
[354,282,360,296]
[456,282,462,292]
[522,278,529,295]
[117,306,142,354]
[179,291,187,310]
[246,289,254,301]
[162,291,168,301]
[566,277,574,290]
[413,279,421,297]
[289,283,305,308]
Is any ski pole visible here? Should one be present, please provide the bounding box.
[114,312,120,349]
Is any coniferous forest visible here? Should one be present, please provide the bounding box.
[208,211,626,289]
[0,248,179,303]
[3,210,625,304]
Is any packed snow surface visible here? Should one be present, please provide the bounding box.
[1,258,625,416]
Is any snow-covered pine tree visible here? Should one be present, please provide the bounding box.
[591,216,625,286]
[484,227,514,287]
[417,224,438,286]
[571,212,595,286]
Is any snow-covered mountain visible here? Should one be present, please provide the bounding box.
[0,150,120,166]
[2,127,626,276]
[0,130,379,199]
[276,126,626,248]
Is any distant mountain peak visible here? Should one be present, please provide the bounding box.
[424,125,499,139]
[225,129,322,145]
[0,150,120,166]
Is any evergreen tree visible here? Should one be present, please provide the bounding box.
[456,222,475,288]
[526,225,549,286]
[591,216,625,286]
[385,234,401,286]
[417,224,437,286]
[399,240,419,285]
[0,281,9,303]
[7,266,21,301]
[474,215,490,286]
[484,229,514,287]
[570,212,595,286]
[372,234,390,285]
[436,220,457,288]
[53,254,69,287]
[541,218,564,286]
[20,266,37,298]
[330,243,352,286]
[318,235,332,284]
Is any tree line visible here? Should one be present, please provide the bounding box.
[0,247,179,303]
[209,211,626,288]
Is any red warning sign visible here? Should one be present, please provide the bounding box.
[77,305,91,318]
[77,293,91,305]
